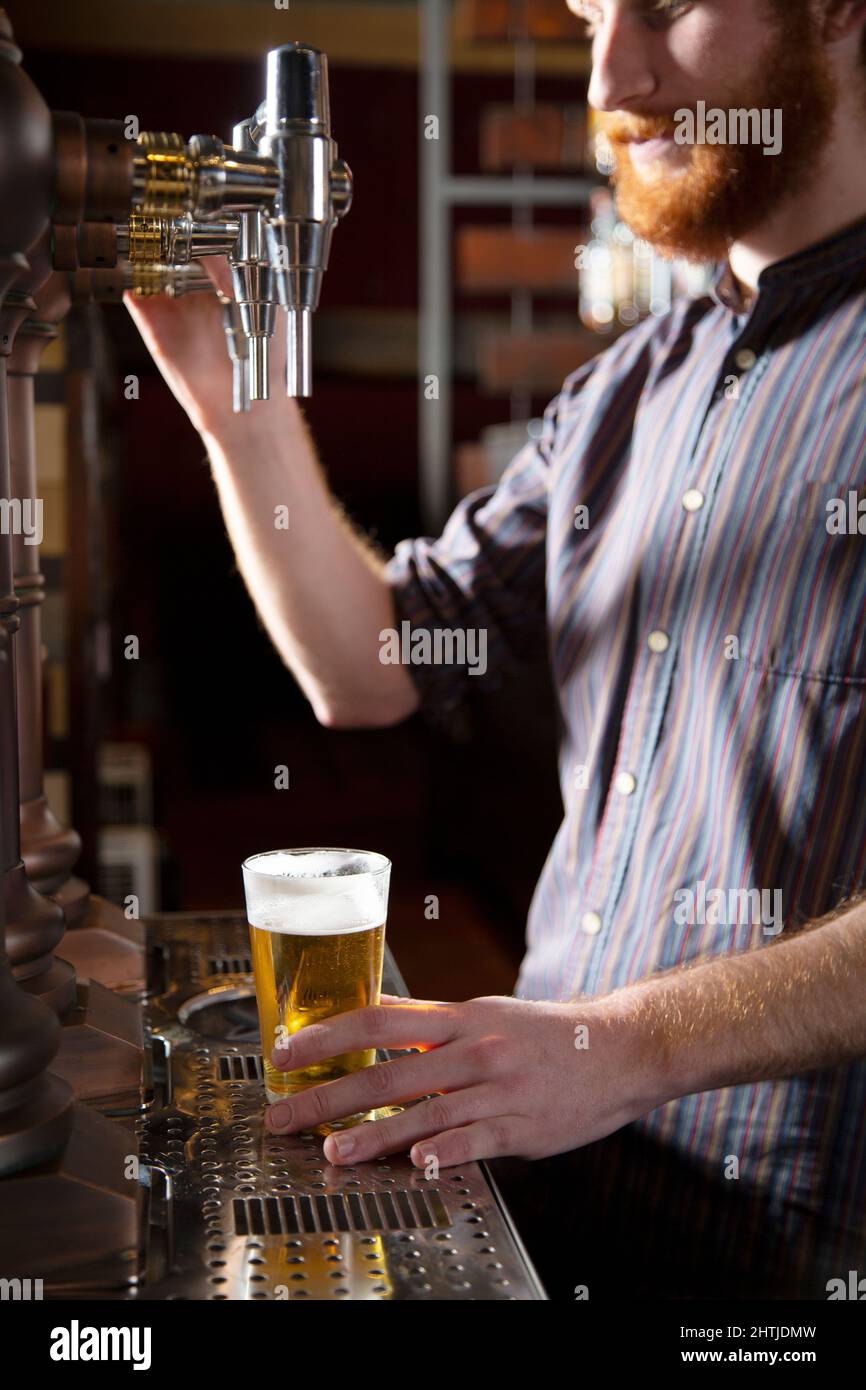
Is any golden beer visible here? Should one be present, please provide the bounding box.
[242,848,391,1131]
[249,917,385,1100]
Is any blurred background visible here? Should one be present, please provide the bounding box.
[13,0,706,1001]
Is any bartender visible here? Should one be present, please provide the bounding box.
[127,0,866,1300]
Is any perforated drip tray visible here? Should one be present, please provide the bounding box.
[137,911,546,1300]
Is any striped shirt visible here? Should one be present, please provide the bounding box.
[385,214,866,1277]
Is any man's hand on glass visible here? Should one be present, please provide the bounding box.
[264,992,666,1168]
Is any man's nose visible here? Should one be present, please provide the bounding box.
[587,13,659,113]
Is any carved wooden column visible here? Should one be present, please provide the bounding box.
[3,238,81,1019]
[0,11,140,1278]
[0,370,75,1177]
[9,254,87,925]
[10,258,88,921]
[5,253,142,1099]
[0,6,76,1172]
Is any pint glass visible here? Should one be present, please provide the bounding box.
[242,848,391,1122]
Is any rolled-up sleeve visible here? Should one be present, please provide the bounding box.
[384,389,561,717]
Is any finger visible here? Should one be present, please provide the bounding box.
[201,254,235,299]
[269,1001,459,1072]
[320,1085,497,1164]
[122,287,196,350]
[265,1044,471,1137]
[408,1116,523,1169]
[268,991,463,1068]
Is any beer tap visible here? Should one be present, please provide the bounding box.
[117,211,240,266]
[114,212,247,417]
[257,43,353,397]
[219,290,251,414]
[229,119,276,402]
[86,44,354,407]
[127,124,283,406]
[130,129,278,219]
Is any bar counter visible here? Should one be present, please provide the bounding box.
[117,910,546,1301]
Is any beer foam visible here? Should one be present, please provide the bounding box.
[244,852,385,935]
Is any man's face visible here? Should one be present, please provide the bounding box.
[569,0,838,261]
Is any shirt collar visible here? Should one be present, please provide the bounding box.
[709,213,866,315]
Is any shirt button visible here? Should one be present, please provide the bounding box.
[682,488,705,512]
[581,911,602,935]
[615,771,637,796]
[734,348,757,370]
[647,629,670,654]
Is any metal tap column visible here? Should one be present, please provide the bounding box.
[259,43,353,397]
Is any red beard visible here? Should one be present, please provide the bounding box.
[595,6,837,262]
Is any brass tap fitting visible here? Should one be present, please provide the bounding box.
[132,131,278,218]
[119,212,239,266]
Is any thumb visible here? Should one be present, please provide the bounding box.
[123,283,221,356]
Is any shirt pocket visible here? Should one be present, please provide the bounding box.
[741,479,866,682]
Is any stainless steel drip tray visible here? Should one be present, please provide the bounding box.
[177,986,260,1043]
[137,912,546,1300]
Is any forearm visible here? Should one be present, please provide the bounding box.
[202,400,419,727]
[614,894,866,1111]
